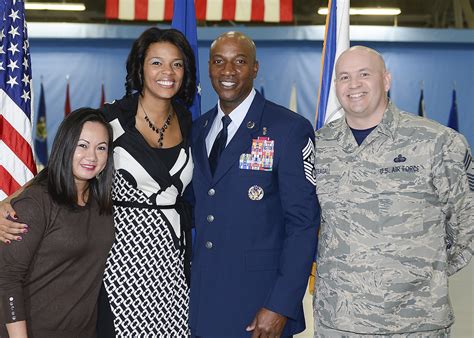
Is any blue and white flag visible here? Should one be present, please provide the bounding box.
[172,0,201,120]
[315,0,350,130]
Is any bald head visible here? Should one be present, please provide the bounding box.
[336,46,387,74]
[208,31,259,114]
[334,45,391,129]
[210,31,257,62]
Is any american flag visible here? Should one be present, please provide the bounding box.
[0,0,37,199]
[106,0,293,23]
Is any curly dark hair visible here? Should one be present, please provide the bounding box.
[125,27,197,106]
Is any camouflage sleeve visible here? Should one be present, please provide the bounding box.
[434,131,474,276]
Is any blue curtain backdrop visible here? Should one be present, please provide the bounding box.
[29,27,474,150]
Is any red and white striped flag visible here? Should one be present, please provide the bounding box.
[0,0,37,199]
[106,0,293,22]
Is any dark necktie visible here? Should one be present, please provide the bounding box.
[209,115,232,175]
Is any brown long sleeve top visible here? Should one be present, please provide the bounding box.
[0,184,114,338]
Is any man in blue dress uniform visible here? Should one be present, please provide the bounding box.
[189,31,319,337]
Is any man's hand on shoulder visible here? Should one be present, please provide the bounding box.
[246,307,287,338]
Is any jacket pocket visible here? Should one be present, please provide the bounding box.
[378,190,425,234]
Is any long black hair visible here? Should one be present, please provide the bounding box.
[32,108,114,214]
[125,27,196,106]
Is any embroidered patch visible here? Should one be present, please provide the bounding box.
[239,137,274,171]
[393,154,407,163]
[464,150,474,191]
[302,138,316,186]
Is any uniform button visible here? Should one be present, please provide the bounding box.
[208,188,215,196]
[205,241,213,249]
[207,215,214,222]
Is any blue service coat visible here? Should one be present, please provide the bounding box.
[189,92,319,337]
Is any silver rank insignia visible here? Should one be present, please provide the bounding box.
[248,185,264,200]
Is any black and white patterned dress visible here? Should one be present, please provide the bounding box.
[100,94,193,336]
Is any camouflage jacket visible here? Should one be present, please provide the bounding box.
[313,102,474,334]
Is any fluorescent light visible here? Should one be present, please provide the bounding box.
[318,7,401,16]
[25,3,86,11]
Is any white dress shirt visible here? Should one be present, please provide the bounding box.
[205,89,256,156]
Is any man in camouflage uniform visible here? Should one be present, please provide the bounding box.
[313,46,474,337]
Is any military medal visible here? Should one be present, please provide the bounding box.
[250,137,274,171]
[248,185,264,200]
[239,153,252,170]
[239,136,274,171]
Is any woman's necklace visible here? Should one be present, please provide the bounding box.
[139,100,173,148]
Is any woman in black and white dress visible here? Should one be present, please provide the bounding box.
[98,27,196,336]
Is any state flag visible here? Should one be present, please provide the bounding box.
[34,81,48,167]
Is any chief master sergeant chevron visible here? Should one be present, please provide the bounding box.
[313,46,474,337]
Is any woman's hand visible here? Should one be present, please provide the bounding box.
[0,202,27,244]
[6,320,28,338]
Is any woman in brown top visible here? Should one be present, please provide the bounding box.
[0,108,115,338]
[0,28,196,336]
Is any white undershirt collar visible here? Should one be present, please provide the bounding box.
[205,89,256,156]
